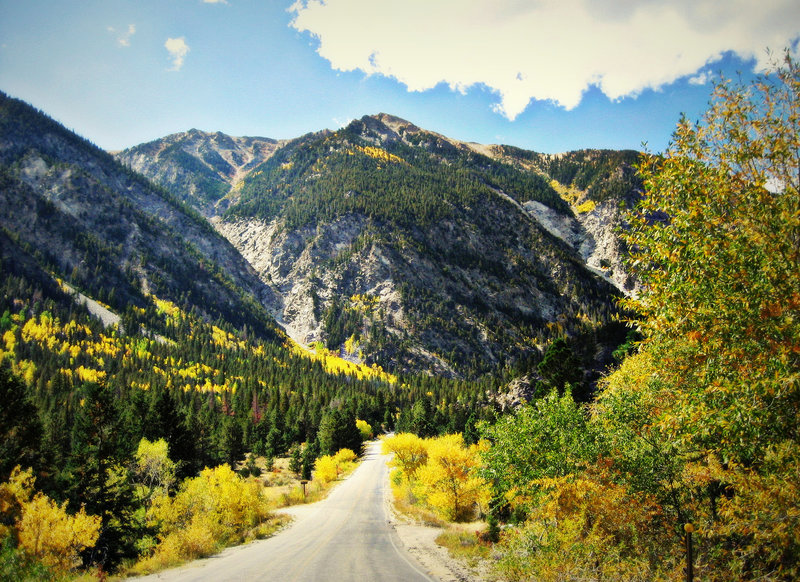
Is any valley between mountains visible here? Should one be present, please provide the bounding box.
[2,49,798,582]
[0,90,639,576]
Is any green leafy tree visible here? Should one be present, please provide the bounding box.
[479,388,595,518]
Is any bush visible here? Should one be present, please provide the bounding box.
[137,464,271,571]
[314,448,358,483]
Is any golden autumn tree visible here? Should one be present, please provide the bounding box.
[618,50,800,577]
[143,464,270,569]
[381,432,428,481]
[134,437,177,502]
[1,466,101,573]
[415,434,490,522]
[313,448,357,483]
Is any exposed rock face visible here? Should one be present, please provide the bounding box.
[213,215,382,345]
[494,375,541,411]
[523,198,637,294]
[573,199,638,294]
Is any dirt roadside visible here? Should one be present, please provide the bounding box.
[383,488,495,582]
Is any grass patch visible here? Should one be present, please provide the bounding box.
[435,524,494,568]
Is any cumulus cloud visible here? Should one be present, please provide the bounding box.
[165,37,190,71]
[688,71,711,86]
[108,24,136,47]
[289,0,800,119]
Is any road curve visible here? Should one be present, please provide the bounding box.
[134,441,435,582]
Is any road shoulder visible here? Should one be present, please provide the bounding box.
[383,476,494,582]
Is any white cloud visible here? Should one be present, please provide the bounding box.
[289,0,800,119]
[165,37,190,71]
[688,71,710,86]
[203,0,228,3]
[108,24,136,47]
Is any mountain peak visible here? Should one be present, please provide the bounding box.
[371,113,419,133]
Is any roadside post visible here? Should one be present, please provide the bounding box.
[684,523,695,582]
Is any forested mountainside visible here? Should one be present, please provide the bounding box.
[121,113,640,378]
[0,92,283,340]
[3,54,797,582]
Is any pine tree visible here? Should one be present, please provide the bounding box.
[66,382,140,572]
[0,363,42,481]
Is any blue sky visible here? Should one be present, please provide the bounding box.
[1,0,798,154]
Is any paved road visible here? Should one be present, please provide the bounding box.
[136,441,435,582]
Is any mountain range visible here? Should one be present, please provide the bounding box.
[2,91,641,380]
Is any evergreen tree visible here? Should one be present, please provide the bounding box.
[66,382,140,572]
[144,387,197,478]
[289,444,302,475]
[317,408,362,456]
[409,398,435,437]
[536,338,584,399]
[216,415,245,468]
[0,363,43,481]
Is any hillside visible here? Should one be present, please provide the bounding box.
[0,92,282,340]
[1,91,498,572]
[120,113,639,378]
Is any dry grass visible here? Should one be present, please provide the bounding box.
[435,522,494,568]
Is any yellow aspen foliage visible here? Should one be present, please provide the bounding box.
[381,433,428,481]
[355,419,373,440]
[332,448,357,465]
[0,466,35,524]
[153,297,181,319]
[1,467,101,572]
[74,365,106,384]
[291,339,397,384]
[415,434,490,522]
[313,455,339,483]
[353,145,407,165]
[134,438,177,499]
[148,464,269,550]
[314,449,358,483]
[16,359,35,385]
[17,493,101,571]
[344,333,359,356]
[2,329,16,353]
